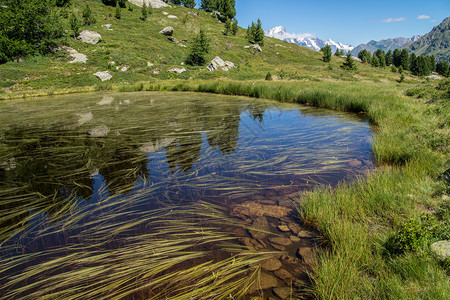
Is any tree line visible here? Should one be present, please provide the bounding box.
[357,48,449,77]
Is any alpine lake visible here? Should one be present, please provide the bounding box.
[0,91,374,299]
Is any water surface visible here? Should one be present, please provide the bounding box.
[0,91,373,298]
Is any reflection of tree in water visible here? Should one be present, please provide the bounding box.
[206,107,241,155]
[165,133,202,172]
[247,104,266,124]
[96,144,149,196]
[0,127,94,240]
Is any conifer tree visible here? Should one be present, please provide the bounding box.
[321,44,332,63]
[342,52,357,70]
[118,0,127,8]
[393,49,401,67]
[224,19,232,35]
[374,49,386,67]
[400,49,409,70]
[436,61,449,77]
[115,3,121,19]
[427,55,436,72]
[82,3,96,25]
[200,0,217,12]
[186,28,210,66]
[183,0,196,8]
[254,19,264,46]
[409,53,417,74]
[231,19,238,35]
[371,56,380,67]
[385,50,393,66]
[141,2,148,20]
[358,49,371,63]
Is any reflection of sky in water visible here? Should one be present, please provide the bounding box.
[0,92,373,245]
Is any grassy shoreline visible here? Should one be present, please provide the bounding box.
[1,79,449,298]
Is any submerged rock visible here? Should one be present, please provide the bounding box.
[273,287,292,299]
[269,237,292,246]
[248,272,279,293]
[231,201,292,219]
[77,112,93,126]
[261,258,282,271]
[139,138,175,153]
[97,96,114,105]
[89,125,110,137]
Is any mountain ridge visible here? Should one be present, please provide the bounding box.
[264,26,354,53]
[350,36,421,56]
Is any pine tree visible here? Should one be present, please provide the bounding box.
[427,55,436,72]
[220,0,236,20]
[186,28,210,66]
[358,49,371,63]
[374,49,386,67]
[393,49,401,67]
[385,50,393,66]
[400,49,409,70]
[436,61,449,77]
[183,0,196,8]
[254,19,264,46]
[141,2,148,20]
[82,3,96,25]
[371,56,380,67]
[409,53,417,74]
[115,3,121,19]
[342,52,357,70]
[69,13,81,38]
[231,19,238,35]
[321,44,332,63]
[224,19,232,35]
[200,0,217,12]
[118,0,127,8]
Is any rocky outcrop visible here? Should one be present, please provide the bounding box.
[159,26,174,36]
[60,46,87,63]
[128,0,168,8]
[93,71,112,81]
[206,56,235,72]
[77,30,102,44]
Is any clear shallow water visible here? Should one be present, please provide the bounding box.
[0,91,373,298]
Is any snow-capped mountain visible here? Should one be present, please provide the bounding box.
[265,26,354,53]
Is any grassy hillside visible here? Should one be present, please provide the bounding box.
[0,0,424,98]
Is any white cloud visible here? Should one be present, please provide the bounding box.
[381,17,407,23]
[431,19,438,23]
[417,15,431,20]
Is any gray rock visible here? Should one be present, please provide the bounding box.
[426,75,442,80]
[77,30,102,44]
[168,36,179,43]
[162,11,169,15]
[120,66,128,72]
[101,24,111,29]
[167,15,178,19]
[139,138,175,154]
[159,26,174,36]
[128,0,168,8]
[61,46,88,63]
[147,62,154,67]
[252,44,262,52]
[94,71,112,81]
[430,240,450,261]
[168,67,186,74]
[77,112,93,126]
[97,96,114,105]
[207,56,235,72]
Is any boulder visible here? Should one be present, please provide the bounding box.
[77,30,102,44]
[128,0,168,8]
[101,24,112,29]
[159,26,174,36]
[60,46,87,63]
[430,240,450,261]
[426,75,442,80]
[94,71,112,81]
[167,15,178,19]
[97,96,114,105]
[168,67,186,74]
[252,44,262,52]
[230,201,292,219]
[207,56,236,72]
[147,62,154,67]
[269,237,292,246]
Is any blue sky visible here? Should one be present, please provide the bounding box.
[195,0,449,46]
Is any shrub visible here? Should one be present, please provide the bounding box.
[69,13,81,38]
[118,0,127,8]
[265,71,272,81]
[82,4,96,25]
[102,0,117,7]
